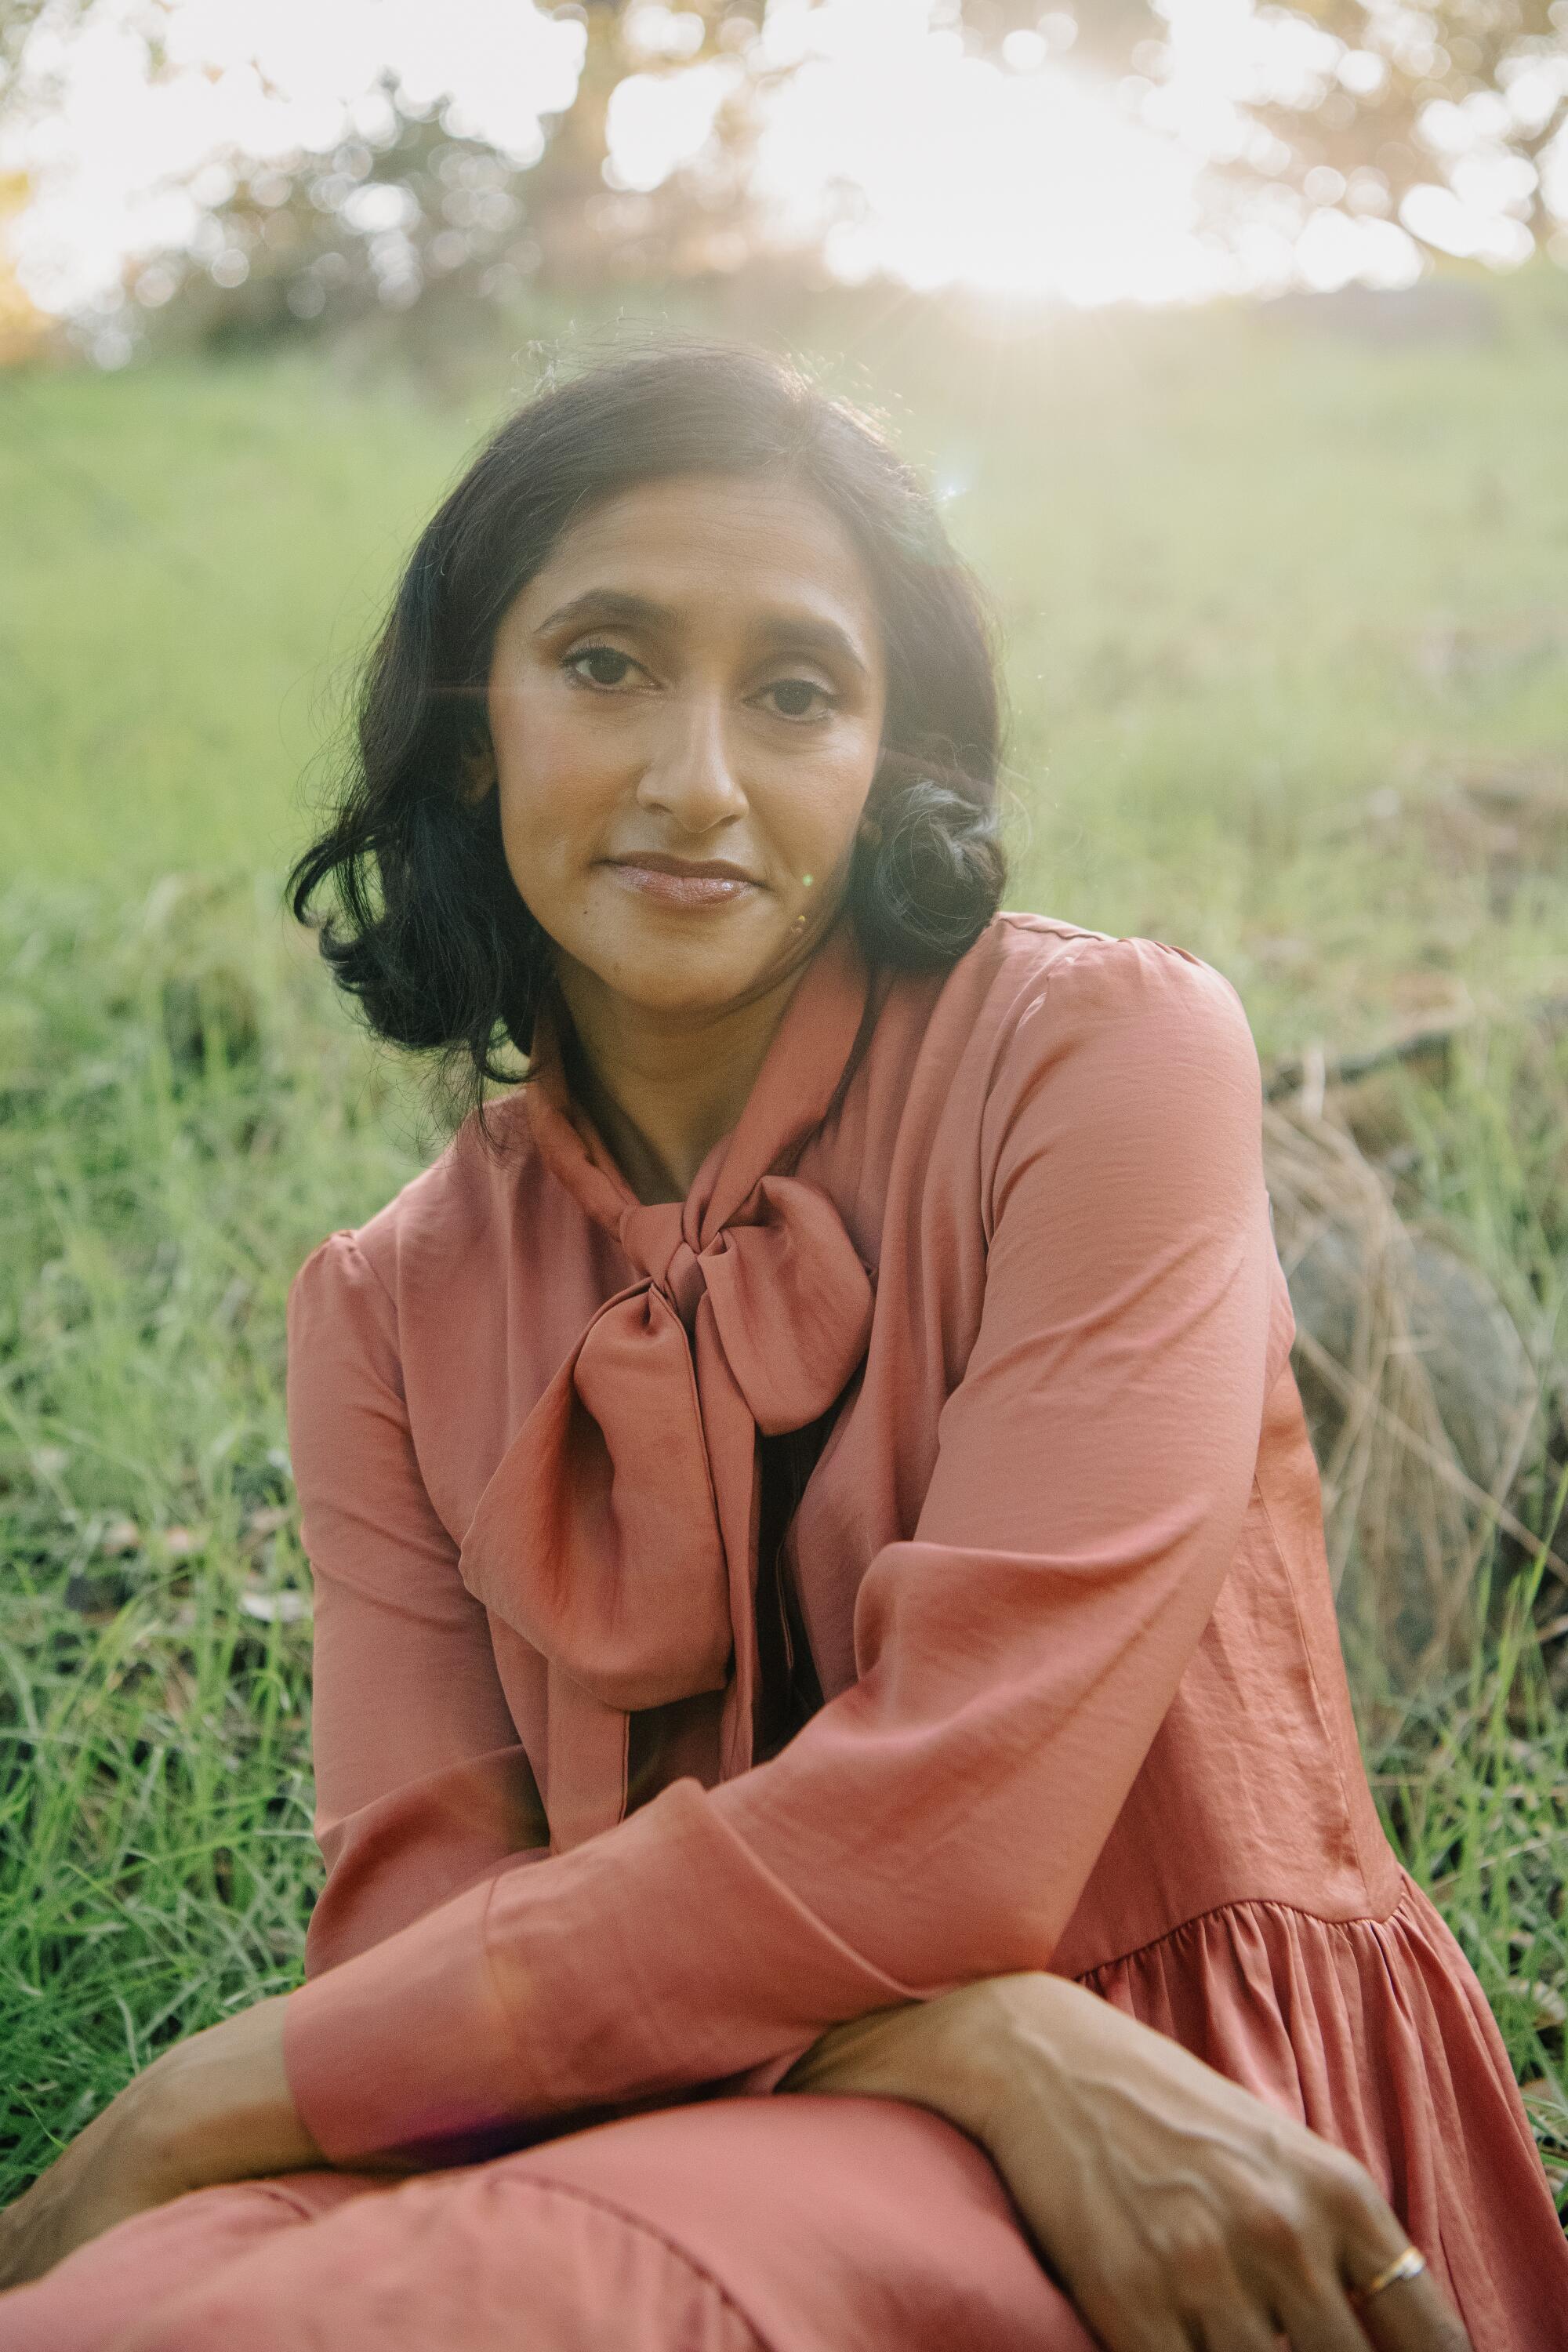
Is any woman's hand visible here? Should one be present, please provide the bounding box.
[783,1973,1470,2351]
[0,1997,323,2292]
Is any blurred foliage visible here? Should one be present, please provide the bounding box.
[535,0,774,283]
[0,169,51,363]
[1214,1,1568,234]
[0,0,85,83]
[129,85,548,351]
[7,0,1564,358]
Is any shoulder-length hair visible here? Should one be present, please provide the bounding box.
[288,342,1008,1130]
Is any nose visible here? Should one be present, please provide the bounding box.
[634,688,747,837]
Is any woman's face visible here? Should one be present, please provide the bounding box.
[479,471,888,1022]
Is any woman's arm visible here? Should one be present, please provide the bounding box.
[0,2002,323,2291]
[784,1979,1470,2351]
[285,1229,550,1978]
[2,1973,1468,2351]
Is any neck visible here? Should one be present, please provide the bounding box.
[551,954,815,1205]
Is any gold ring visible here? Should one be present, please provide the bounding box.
[1352,2246,1428,2305]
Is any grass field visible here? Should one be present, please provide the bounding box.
[2,269,1567,2209]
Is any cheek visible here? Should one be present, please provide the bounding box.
[489,685,619,853]
[767,737,878,864]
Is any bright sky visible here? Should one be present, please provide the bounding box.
[4,0,1563,328]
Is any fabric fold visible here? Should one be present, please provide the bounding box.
[456,919,875,1848]
[1087,1877,1566,2345]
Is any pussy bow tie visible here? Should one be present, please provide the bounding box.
[458,920,877,1852]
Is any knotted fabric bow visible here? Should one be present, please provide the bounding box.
[459,920,877,1851]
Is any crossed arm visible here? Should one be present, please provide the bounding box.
[0,1973,1464,2347]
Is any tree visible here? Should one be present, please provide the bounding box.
[538,1,1568,276]
[121,82,550,349]
[24,0,1566,359]
[517,1,774,286]
[111,8,784,353]
[1180,2,1568,260]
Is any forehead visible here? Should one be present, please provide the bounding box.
[514,472,881,640]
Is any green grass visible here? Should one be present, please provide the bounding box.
[0,880,419,2171]
[2,270,1567,2208]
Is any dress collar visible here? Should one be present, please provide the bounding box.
[521,912,873,1262]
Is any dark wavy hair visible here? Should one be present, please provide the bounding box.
[288,343,1008,1129]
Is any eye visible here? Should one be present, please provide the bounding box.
[759,677,837,722]
[565,643,640,689]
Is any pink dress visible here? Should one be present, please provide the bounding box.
[8,913,1566,2350]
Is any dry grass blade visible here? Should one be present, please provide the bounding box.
[1263,1102,1544,1689]
[1288,1325,1566,1592]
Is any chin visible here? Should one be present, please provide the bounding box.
[613,958,778,1018]
[593,927,800,1015]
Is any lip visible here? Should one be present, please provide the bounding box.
[602,854,759,909]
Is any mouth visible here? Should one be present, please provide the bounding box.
[601,853,760,909]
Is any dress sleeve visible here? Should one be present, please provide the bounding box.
[284,938,1289,2164]
[286,1231,548,1976]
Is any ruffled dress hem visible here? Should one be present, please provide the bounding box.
[1082,1871,1568,2343]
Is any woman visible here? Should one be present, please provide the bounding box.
[2,346,1563,2352]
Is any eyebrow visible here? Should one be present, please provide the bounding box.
[532,589,871,679]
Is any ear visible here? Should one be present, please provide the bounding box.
[458,737,497,808]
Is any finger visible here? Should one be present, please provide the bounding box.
[1186,2293,1280,2352]
[1166,2231,1284,2352]
[1273,2256,1469,2352]
[1330,2180,1470,2350]
[1067,2264,1203,2352]
[1313,2153,1470,2350]
[1272,2266,1383,2352]
[1352,2264,1471,2352]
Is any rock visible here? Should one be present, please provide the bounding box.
[1265,1105,1540,1684]
[1287,1223,1537,1501]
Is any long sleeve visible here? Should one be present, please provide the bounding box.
[285,937,1288,2164]
[286,1232,548,1975]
